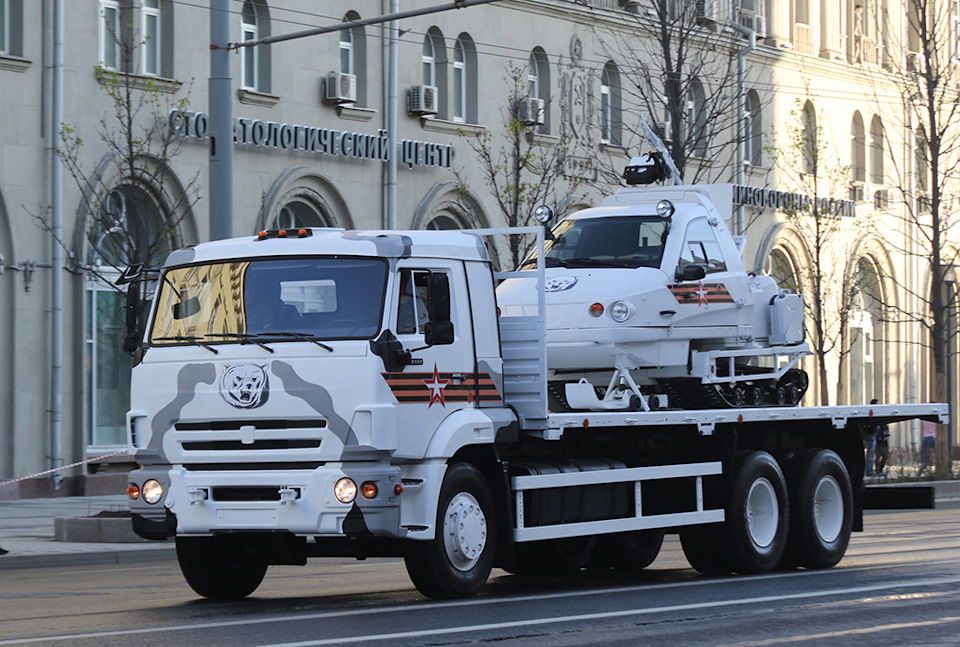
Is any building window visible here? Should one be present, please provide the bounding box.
[340,26,353,75]
[953,0,960,60]
[802,100,817,176]
[273,200,329,229]
[422,35,435,86]
[687,78,706,157]
[0,0,8,55]
[86,185,173,448]
[337,12,366,107]
[528,47,550,133]
[141,0,160,76]
[600,61,621,146]
[743,90,762,165]
[848,258,883,405]
[453,39,465,122]
[452,34,477,124]
[241,1,258,90]
[851,111,866,186]
[100,0,122,70]
[870,115,884,185]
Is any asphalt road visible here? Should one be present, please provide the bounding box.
[1,504,958,647]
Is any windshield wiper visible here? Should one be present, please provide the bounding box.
[153,335,219,355]
[204,332,275,354]
[520,257,569,270]
[563,257,633,269]
[260,332,334,352]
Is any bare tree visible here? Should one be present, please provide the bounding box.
[769,99,868,406]
[454,63,583,269]
[864,0,960,477]
[50,21,198,286]
[593,0,748,185]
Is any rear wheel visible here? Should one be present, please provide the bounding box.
[404,463,496,599]
[786,449,853,569]
[613,529,665,571]
[727,451,789,574]
[176,535,267,600]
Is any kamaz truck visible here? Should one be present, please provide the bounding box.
[123,194,945,600]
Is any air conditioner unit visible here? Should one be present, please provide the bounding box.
[518,97,545,126]
[325,71,356,104]
[874,188,890,210]
[696,0,727,25]
[850,182,866,203]
[737,11,766,37]
[408,84,439,116]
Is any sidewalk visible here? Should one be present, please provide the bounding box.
[0,494,174,570]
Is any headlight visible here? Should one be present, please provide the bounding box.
[611,301,631,323]
[142,479,164,505]
[334,478,357,503]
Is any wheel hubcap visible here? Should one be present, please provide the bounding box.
[812,475,843,543]
[443,492,487,571]
[746,477,778,548]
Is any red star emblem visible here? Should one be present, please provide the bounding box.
[422,364,449,408]
[696,281,710,307]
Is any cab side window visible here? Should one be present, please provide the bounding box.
[678,218,727,275]
[396,269,430,334]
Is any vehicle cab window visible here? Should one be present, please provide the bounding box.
[678,218,727,275]
[396,269,431,335]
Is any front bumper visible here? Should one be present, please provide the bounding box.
[128,463,404,540]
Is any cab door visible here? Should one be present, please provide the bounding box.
[383,260,478,458]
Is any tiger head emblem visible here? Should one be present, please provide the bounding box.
[219,364,269,409]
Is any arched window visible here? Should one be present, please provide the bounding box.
[86,184,177,449]
[744,90,762,166]
[870,115,884,185]
[425,214,462,230]
[848,258,884,404]
[529,47,550,133]
[764,247,802,294]
[687,78,707,157]
[802,100,817,176]
[273,200,331,229]
[423,27,447,118]
[453,33,480,124]
[600,61,621,146]
[240,1,271,93]
[340,12,366,106]
[851,112,866,185]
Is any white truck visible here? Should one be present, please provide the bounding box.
[122,184,946,601]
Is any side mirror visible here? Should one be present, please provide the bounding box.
[123,284,141,354]
[172,296,201,320]
[677,264,706,282]
[424,273,454,346]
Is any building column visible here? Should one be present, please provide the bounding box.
[764,0,791,49]
[820,0,842,60]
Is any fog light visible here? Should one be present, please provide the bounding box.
[334,478,357,503]
[142,479,163,505]
[126,483,140,500]
[361,482,378,499]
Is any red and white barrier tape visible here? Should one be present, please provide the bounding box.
[0,450,130,487]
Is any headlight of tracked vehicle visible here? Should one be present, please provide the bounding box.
[611,301,631,323]
[334,478,357,503]
[142,479,164,505]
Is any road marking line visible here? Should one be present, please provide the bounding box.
[717,616,960,646]
[2,576,959,646]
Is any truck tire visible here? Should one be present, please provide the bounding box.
[176,535,267,600]
[404,463,496,599]
[613,529,665,571]
[786,449,853,569]
[679,523,733,575]
[727,450,789,574]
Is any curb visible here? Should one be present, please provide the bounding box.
[0,545,176,570]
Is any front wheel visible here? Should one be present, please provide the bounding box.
[176,535,267,600]
[786,449,853,569]
[727,451,789,574]
[404,463,497,599]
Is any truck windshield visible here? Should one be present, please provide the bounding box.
[149,257,387,345]
[521,216,668,270]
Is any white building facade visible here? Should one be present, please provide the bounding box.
[1,0,956,484]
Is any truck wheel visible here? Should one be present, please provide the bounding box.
[613,529,665,571]
[176,535,267,600]
[404,463,496,599]
[786,449,852,569]
[680,524,733,575]
[727,451,789,574]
